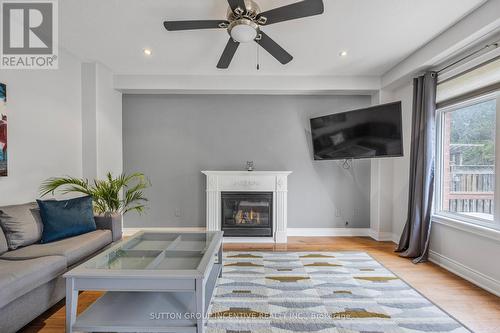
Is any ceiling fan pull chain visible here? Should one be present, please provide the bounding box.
[256,44,260,70]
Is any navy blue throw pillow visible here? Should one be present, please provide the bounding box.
[37,196,96,243]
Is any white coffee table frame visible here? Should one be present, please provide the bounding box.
[64,231,223,333]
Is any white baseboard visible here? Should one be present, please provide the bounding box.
[391,234,400,243]
[123,227,205,236]
[274,231,287,243]
[429,250,500,297]
[124,227,384,240]
[123,228,280,243]
[222,237,276,243]
[287,228,370,237]
[369,229,398,242]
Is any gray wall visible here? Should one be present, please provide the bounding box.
[123,94,372,229]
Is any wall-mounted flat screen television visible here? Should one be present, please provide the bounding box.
[310,101,403,160]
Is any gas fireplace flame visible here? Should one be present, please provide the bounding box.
[235,209,261,224]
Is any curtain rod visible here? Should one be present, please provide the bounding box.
[437,41,499,74]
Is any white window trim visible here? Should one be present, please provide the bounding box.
[437,47,500,84]
[432,214,500,243]
[433,91,500,229]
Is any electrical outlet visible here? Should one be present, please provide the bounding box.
[335,208,341,217]
[353,208,359,217]
[175,208,181,217]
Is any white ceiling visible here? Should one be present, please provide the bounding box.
[60,0,485,76]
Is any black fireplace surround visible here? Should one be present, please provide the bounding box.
[221,192,273,237]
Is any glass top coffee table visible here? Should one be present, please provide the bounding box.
[64,231,223,333]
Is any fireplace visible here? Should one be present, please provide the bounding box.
[221,192,273,237]
[203,171,291,243]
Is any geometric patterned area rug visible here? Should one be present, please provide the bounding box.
[207,252,472,333]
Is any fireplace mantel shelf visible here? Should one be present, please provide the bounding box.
[202,170,292,243]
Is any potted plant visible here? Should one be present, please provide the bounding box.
[39,172,150,241]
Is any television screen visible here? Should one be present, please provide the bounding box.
[310,101,403,160]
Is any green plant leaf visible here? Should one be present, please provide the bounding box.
[39,172,151,216]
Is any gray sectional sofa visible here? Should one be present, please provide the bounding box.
[0,203,118,333]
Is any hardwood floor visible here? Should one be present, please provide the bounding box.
[21,237,500,333]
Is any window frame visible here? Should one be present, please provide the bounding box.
[434,90,500,230]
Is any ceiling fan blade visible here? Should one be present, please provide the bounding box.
[163,20,228,31]
[217,38,240,69]
[227,0,247,13]
[257,0,324,25]
[255,31,293,64]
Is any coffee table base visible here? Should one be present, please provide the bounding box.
[66,252,222,333]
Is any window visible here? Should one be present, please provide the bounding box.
[435,93,500,228]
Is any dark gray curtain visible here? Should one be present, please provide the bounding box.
[396,71,437,263]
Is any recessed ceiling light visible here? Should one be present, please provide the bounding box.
[339,51,348,57]
[143,48,152,56]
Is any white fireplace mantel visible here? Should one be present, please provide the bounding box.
[202,171,292,243]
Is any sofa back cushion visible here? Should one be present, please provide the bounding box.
[0,203,43,250]
[37,196,96,243]
[0,228,7,254]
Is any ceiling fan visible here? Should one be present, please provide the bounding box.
[163,0,324,69]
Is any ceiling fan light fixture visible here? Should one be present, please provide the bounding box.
[228,19,258,43]
[163,0,325,68]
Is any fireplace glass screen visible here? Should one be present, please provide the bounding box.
[221,192,273,237]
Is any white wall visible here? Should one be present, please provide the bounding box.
[382,81,500,296]
[0,50,83,205]
[369,90,400,241]
[372,81,423,243]
[82,63,98,179]
[96,64,122,178]
[389,83,413,238]
[429,221,500,295]
[82,62,123,180]
[376,0,500,295]
[0,55,122,206]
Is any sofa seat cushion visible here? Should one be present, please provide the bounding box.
[1,230,112,266]
[0,256,67,308]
